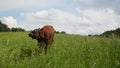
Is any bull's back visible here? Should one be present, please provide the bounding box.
[43,25,54,34]
[41,25,55,38]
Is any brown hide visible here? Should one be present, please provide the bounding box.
[29,25,55,54]
[38,25,55,44]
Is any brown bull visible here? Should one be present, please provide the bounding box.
[29,25,55,54]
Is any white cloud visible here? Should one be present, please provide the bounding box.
[20,8,92,35]
[1,8,120,35]
[76,8,120,34]
[76,0,120,14]
[0,0,64,11]
[0,16,18,28]
[20,8,120,35]
[76,0,95,4]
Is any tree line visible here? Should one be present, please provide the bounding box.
[0,21,25,32]
[89,28,120,37]
[1,20,119,37]
[55,31,66,34]
[100,28,120,37]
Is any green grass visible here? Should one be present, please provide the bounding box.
[0,32,120,68]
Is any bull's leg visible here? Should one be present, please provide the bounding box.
[45,44,48,54]
[50,38,54,45]
[51,37,54,44]
[38,42,41,48]
[44,39,51,54]
[38,42,42,55]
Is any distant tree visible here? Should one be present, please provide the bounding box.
[55,31,60,34]
[55,31,67,34]
[115,28,120,36]
[0,21,10,32]
[11,27,25,32]
[100,27,120,37]
[61,31,66,34]
[88,34,92,37]
[0,20,26,32]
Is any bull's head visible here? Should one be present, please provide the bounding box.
[29,28,40,40]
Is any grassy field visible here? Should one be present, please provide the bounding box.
[0,32,120,68]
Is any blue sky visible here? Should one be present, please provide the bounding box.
[0,0,120,35]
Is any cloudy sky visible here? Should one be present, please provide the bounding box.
[0,0,120,35]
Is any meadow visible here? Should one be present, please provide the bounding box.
[0,32,120,68]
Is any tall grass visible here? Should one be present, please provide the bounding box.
[0,32,120,68]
